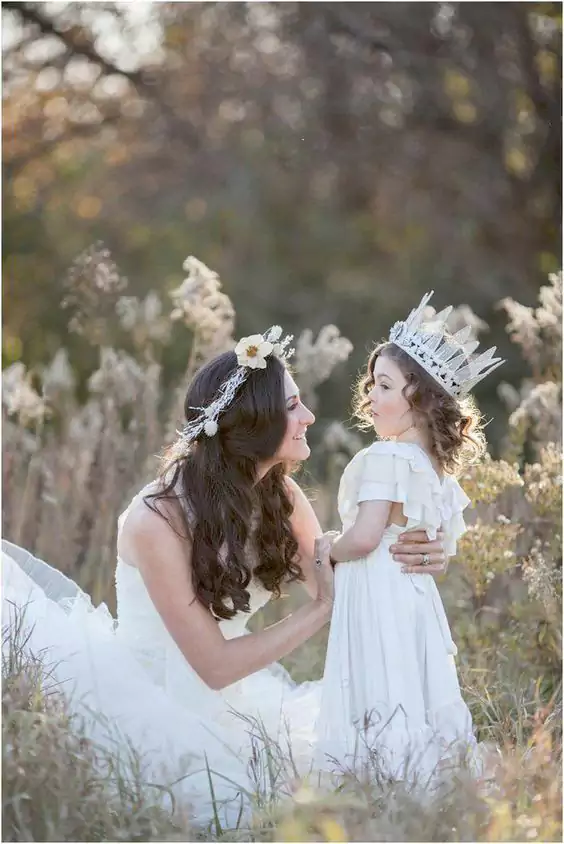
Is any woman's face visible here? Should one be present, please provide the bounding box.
[273,370,315,462]
[367,354,414,438]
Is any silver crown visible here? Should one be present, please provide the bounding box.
[176,325,294,448]
[389,291,504,397]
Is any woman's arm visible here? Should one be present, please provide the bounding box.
[284,476,326,599]
[118,499,333,691]
[329,499,392,562]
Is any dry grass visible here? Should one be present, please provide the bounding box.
[3,626,561,842]
[2,256,562,841]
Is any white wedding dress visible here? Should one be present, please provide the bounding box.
[2,455,484,826]
[2,483,321,828]
[315,441,483,782]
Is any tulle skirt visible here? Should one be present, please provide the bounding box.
[2,540,321,827]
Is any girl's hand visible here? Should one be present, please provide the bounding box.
[390,529,448,576]
[319,530,341,551]
[319,530,341,567]
[313,535,336,607]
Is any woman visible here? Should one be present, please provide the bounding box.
[2,326,446,825]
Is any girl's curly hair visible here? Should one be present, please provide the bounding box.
[353,341,486,474]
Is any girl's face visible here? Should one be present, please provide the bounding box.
[367,354,414,438]
[273,370,315,462]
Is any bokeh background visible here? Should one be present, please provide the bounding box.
[2,4,562,842]
[3,1,561,448]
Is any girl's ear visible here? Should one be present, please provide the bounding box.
[403,380,416,401]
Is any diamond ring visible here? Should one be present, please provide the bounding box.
[421,553,431,566]
[315,558,322,568]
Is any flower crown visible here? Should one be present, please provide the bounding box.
[389,291,504,397]
[177,326,294,446]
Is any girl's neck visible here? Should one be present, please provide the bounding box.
[394,426,429,450]
[394,427,444,479]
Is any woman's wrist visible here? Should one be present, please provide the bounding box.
[313,597,333,620]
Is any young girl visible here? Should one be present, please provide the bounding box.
[315,291,503,783]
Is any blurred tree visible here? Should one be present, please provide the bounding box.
[3,2,561,447]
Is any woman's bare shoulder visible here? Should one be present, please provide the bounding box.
[283,474,309,503]
[119,485,189,563]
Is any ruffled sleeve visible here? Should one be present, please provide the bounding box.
[440,476,471,557]
[338,441,472,547]
[354,442,445,539]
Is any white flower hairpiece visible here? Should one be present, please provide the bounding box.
[234,334,274,369]
[176,325,294,447]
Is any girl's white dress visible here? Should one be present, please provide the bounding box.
[315,441,479,782]
[2,450,482,825]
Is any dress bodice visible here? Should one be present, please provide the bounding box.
[115,558,272,643]
[113,483,272,710]
[337,441,470,555]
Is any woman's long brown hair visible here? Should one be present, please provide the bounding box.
[145,351,303,620]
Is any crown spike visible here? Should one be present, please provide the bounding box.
[404,290,434,331]
[471,346,499,369]
[425,332,443,352]
[432,306,453,325]
[464,339,480,356]
[461,358,505,394]
[448,351,469,371]
[452,325,473,345]
[434,341,456,362]
[440,341,463,363]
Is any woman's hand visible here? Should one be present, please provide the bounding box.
[313,534,336,608]
[390,529,448,576]
[318,530,342,567]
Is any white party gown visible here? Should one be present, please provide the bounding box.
[2,483,320,828]
[315,441,481,782]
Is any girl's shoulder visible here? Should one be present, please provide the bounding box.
[362,440,441,479]
[345,439,418,467]
[341,440,440,496]
[349,441,470,507]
